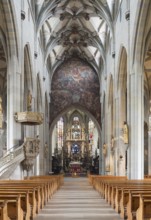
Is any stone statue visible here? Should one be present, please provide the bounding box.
[123,122,128,144]
[111,137,114,149]
[103,143,107,156]
[44,142,48,158]
[27,90,32,111]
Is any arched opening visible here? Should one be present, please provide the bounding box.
[117,47,128,176]
[49,58,101,175]
[144,122,148,175]
[144,38,151,176]
[50,107,100,176]
[50,58,101,125]
[0,38,7,157]
[23,45,33,139]
[24,45,33,111]
[106,75,114,175]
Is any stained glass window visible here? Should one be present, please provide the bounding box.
[72,116,81,140]
[57,117,64,149]
[89,119,95,144]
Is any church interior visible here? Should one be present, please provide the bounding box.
[0,0,151,219]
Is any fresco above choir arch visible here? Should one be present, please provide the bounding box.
[50,59,101,124]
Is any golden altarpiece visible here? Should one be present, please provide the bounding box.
[61,113,96,175]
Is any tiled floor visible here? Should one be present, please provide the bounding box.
[34,177,122,220]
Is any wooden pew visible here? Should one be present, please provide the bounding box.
[0,191,30,220]
[136,195,151,220]
[126,192,151,220]
[0,200,10,220]
[120,189,151,219]
[0,195,23,220]
[89,175,151,220]
[0,186,38,217]
[0,175,63,220]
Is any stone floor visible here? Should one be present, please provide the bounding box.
[34,177,122,220]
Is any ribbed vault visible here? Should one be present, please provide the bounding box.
[36,0,121,77]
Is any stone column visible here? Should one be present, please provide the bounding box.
[7,56,22,149]
[101,117,105,175]
[99,135,103,175]
[128,69,144,179]
[148,124,151,174]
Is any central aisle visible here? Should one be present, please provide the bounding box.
[35,177,122,220]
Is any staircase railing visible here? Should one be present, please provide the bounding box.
[0,144,24,176]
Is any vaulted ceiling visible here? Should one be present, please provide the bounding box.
[36,0,121,77]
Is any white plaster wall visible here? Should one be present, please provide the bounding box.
[5,0,51,177]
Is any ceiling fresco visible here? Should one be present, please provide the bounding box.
[36,0,121,125]
[50,58,101,124]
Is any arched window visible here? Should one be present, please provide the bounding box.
[89,119,95,144]
[71,116,81,140]
[57,117,64,149]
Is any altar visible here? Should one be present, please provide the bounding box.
[69,161,82,177]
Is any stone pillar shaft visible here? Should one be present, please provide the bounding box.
[128,71,144,179]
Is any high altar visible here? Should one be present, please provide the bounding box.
[62,115,91,176]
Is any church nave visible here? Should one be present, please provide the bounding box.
[34,178,122,220]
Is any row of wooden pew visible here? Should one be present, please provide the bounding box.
[88,175,151,220]
[0,174,64,220]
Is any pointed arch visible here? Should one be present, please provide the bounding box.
[117,46,128,125]
[132,1,151,65]
[37,73,42,111]
[0,27,7,60]
[50,104,101,138]
[108,74,113,107]
[1,0,19,57]
[117,46,127,92]
[24,44,34,111]
[107,74,114,141]
[24,44,33,90]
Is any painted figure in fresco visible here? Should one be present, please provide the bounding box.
[71,67,81,83]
